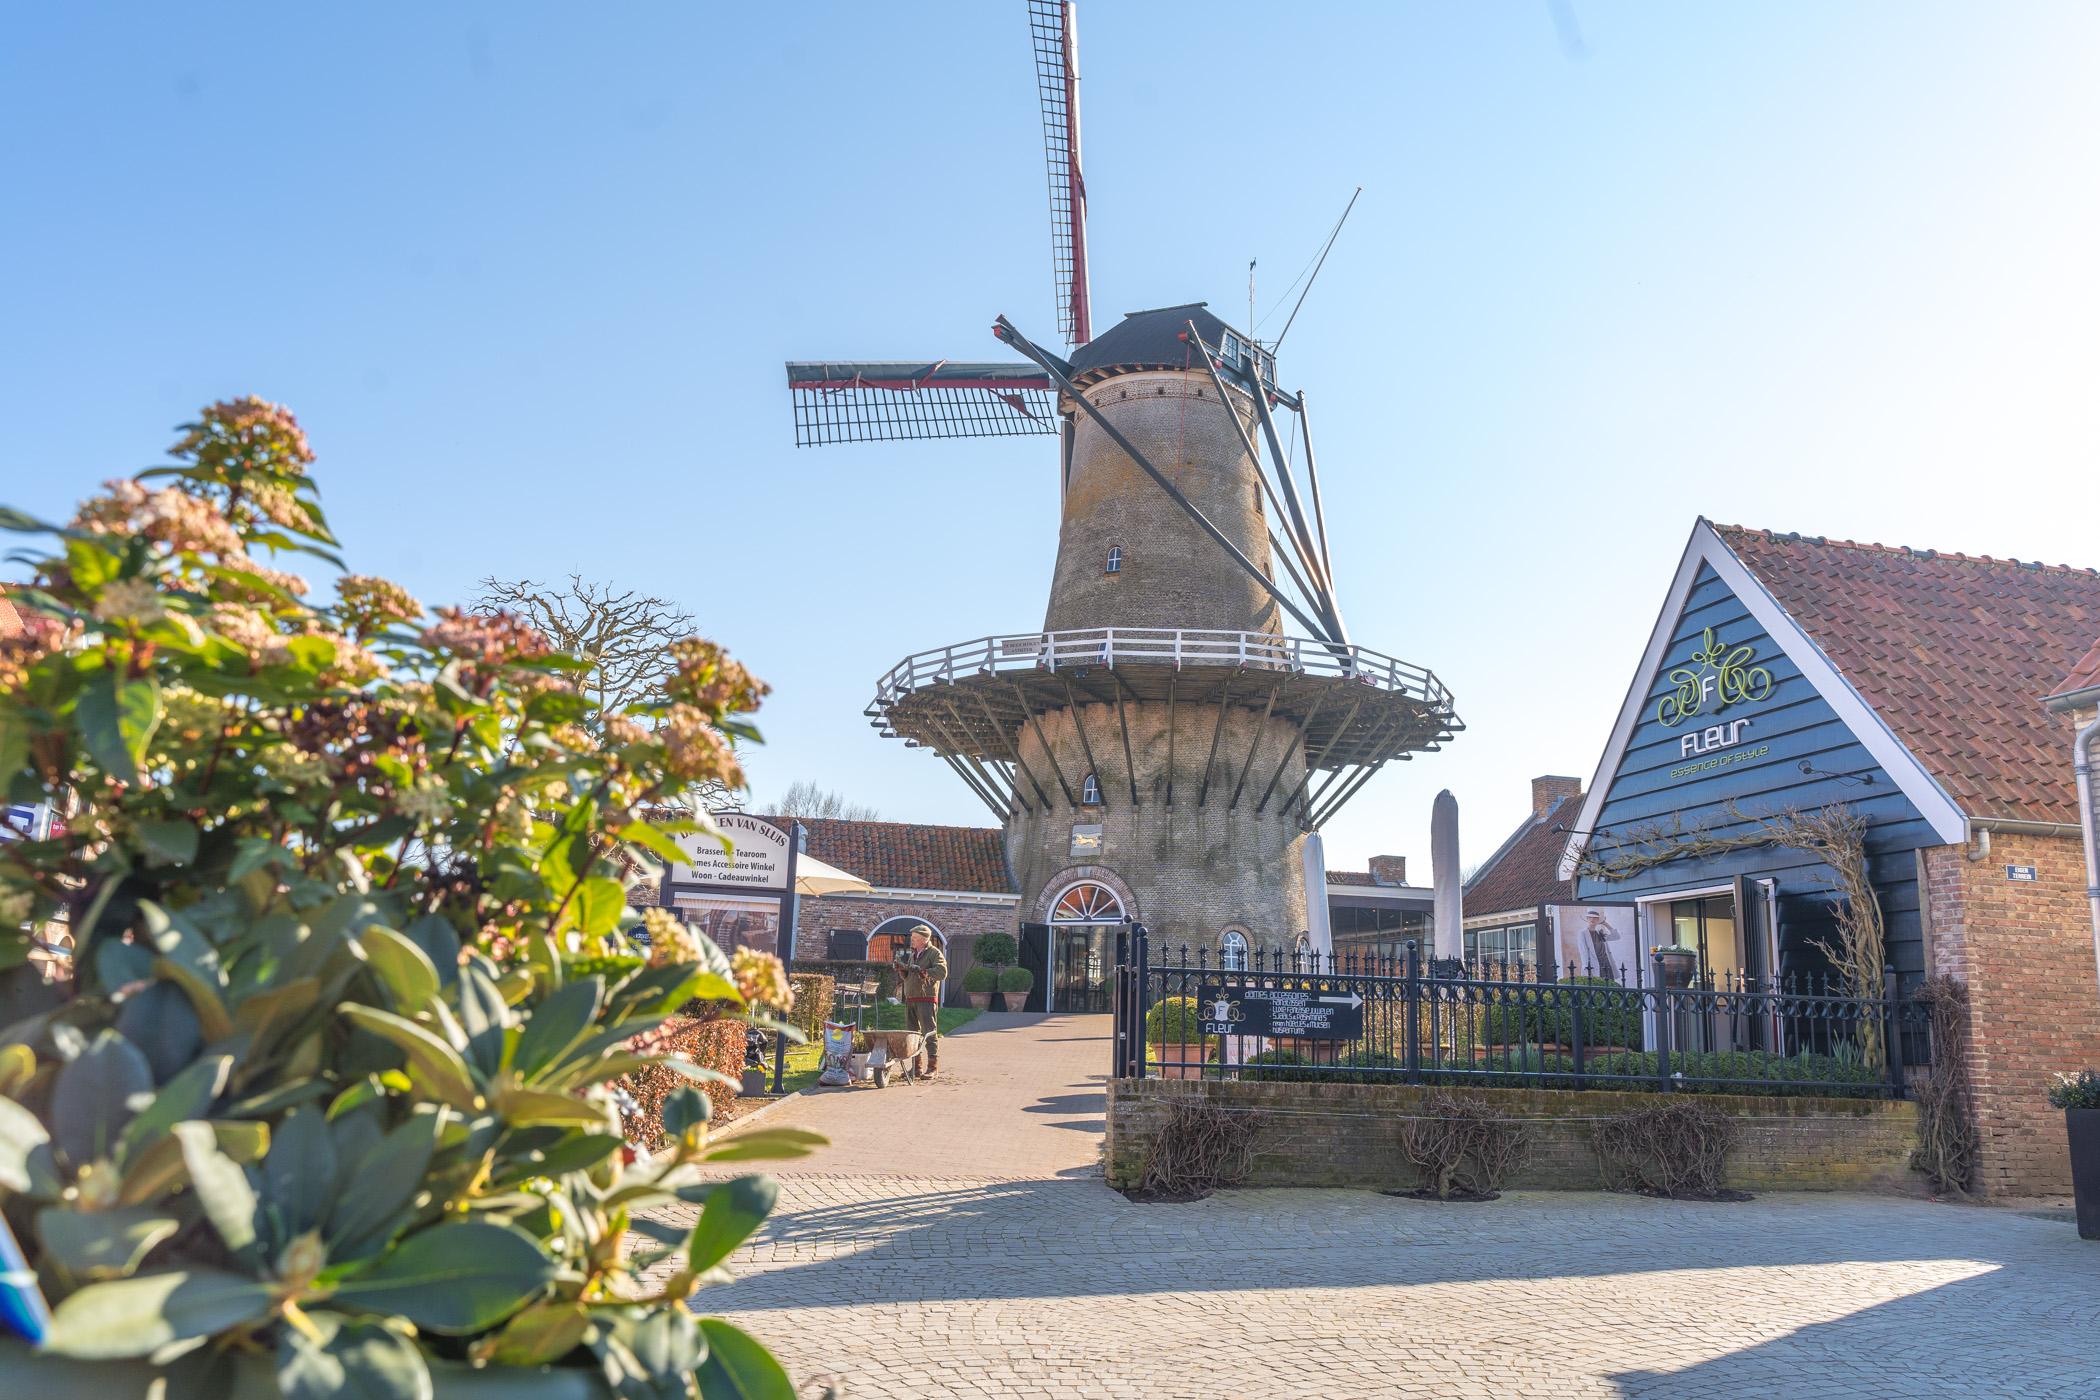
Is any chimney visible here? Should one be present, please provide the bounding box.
[1367,855,1407,887]
[1531,775,1581,817]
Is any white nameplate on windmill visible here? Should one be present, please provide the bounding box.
[670,813,790,891]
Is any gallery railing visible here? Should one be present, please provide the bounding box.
[1111,940,1929,1099]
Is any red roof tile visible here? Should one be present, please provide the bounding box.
[1464,792,1578,917]
[2051,637,2100,705]
[1325,870,1375,887]
[760,816,1013,894]
[0,588,22,642]
[1718,526,2100,826]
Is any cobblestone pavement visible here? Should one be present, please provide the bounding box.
[653,1015,2100,1399]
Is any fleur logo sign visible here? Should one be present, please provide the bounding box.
[1657,627,1774,728]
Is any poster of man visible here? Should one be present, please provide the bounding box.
[673,895,780,959]
[1546,904,1637,981]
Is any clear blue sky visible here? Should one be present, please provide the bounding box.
[5,3,2096,876]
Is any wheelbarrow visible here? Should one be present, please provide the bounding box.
[817,1021,928,1088]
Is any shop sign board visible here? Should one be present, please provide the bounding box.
[668,812,790,891]
[2006,864,2039,883]
[1196,981,1364,1039]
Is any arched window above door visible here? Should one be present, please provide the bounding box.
[1050,881,1124,925]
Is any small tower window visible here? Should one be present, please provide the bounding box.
[1219,929,1250,972]
[1105,546,1122,574]
[1080,772,1102,805]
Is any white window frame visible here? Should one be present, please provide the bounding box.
[1218,928,1250,971]
[1105,546,1122,574]
[1080,772,1102,805]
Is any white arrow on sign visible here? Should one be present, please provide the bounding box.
[1317,992,1364,1010]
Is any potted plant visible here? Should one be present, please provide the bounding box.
[997,964,1033,1013]
[0,402,815,1396]
[973,931,1018,1008]
[2049,1070,2100,1240]
[1143,997,1206,1079]
[1652,944,1701,989]
[961,963,998,1011]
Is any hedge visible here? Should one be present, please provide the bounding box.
[788,973,836,1040]
[1144,996,1202,1045]
[1223,1046,1887,1097]
[793,958,898,1002]
[621,1015,749,1144]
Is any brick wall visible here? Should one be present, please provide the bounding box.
[1106,1078,1923,1195]
[1922,831,2100,1196]
[792,893,1017,1006]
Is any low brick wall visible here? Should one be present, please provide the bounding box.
[1106,1077,1924,1195]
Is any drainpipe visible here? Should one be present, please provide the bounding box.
[2044,685,2100,1003]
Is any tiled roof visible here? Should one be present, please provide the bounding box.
[2050,637,2100,705]
[1463,793,1578,917]
[1718,526,2100,826]
[760,816,1013,894]
[1325,870,1375,887]
[0,588,21,641]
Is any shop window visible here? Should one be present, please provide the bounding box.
[1105,546,1122,574]
[1080,772,1101,805]
[1219,928,1250,971]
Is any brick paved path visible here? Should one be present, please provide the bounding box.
[654,1014,2100,1399]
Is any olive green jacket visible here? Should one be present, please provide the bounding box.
[897,945,948,1002]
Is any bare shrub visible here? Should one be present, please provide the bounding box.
[1594,1100,1741,1198]
[1910,976,1977,1196]
[1135,1101,1258,1201]
[1398,1092,1533,1199]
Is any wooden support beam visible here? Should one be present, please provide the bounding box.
[926,704,1016,818]
[1012,680,1079,808]
[939,697,1025,814]
[1229,685,1280,810]
[1164,675,1178,807]
[1110,670,1141,806]
[941,753,1008,820]
[970,686,1052,811]
[1195,675,1235,807]
[1256,689,1328,813]
[1061,677,1108,807]
[1278,693,1362,819]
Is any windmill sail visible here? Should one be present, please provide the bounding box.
[785,361,1059,448]
[1029,0,1090,346]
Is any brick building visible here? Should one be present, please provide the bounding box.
[1460,776,1582,968]
[1558,520,2100,1195]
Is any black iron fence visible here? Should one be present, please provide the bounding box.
[1112,939,1930,1099]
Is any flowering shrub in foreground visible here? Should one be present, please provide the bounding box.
[0,401,811,1396]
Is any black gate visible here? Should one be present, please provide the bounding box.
[1019,922,1051,1013]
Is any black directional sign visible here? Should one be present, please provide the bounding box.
[1195,981,1365,1040]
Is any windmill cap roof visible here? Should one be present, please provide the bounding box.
[1066,302,1248,378]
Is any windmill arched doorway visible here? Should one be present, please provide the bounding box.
[1046,878,1125,1013]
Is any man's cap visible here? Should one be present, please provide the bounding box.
[908,924,933,938]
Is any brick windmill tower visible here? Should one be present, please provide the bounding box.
[786,2,1460,1010]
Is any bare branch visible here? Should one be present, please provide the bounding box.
[476,574,698,717]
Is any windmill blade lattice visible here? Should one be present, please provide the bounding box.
[1029,0,1090,346]
[785,361,1059,447]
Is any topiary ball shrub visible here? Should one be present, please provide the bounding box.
[961,964,999,995]
[996,965,1033,996]
[973,931,1018,968]
[0,402,818,1396]
[1143,996,1201,1046]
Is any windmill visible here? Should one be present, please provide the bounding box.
[785,2,1461,1008]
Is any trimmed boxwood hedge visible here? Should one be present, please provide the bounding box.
[1223,1046,1886,1097]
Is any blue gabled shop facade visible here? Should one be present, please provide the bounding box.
[1558,521,1966,990]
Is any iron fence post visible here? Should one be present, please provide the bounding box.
[1404,939,1422,1084]
[1883,967,1904,1097]
[1652,952,1675,1091]
[1135,922,1151,1080]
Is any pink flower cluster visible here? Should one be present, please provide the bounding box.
[170,396,316,474]
[420,608,553,668]
[666,637,768,720]
[336,575,423,638]
[659,704,742,787]
[73,480,244,558]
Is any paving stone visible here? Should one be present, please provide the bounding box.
[645,1015,2100,1398]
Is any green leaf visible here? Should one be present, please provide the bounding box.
[133,817,199,867]
[118,1119,268,1207]
[357,926,440,1014]
[0,1092,52,1193]
[74,669,161,786]
[681,1174,778,1273]
[330,1220,554,1334]
[623,1308,706,1391]
[572,877,626,938]
[35,1205,181,1278]
[324,1111,440,1261]
[277,1313,433,1400]
[660,1086,710,1141]
[484,1299,591,1367]
[701,1127,826,1164]
[51,1029,153,1168]
[264,1108,338,1238]
[455,965,513,1078]
[173,1121,259,1264]
[616,820,686,867]
[153,958,234,1043]
[339,1005,481,1111]
[400,915,461,985]
[39,1268,276,1360]
[117,1054,232,1165]
[693,1318,796,1400]
[494,1084,614,1129]
[511,976,603,1081]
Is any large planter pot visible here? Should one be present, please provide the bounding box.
[1150,1045,1205,1079]
[2070,1107,2100,1240]
[0,1338,615,1398]
[967,991,993,1011]
[994,989,1030,1012]
[1654,950,1699,989]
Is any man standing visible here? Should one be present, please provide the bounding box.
[896,924,948,1077]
